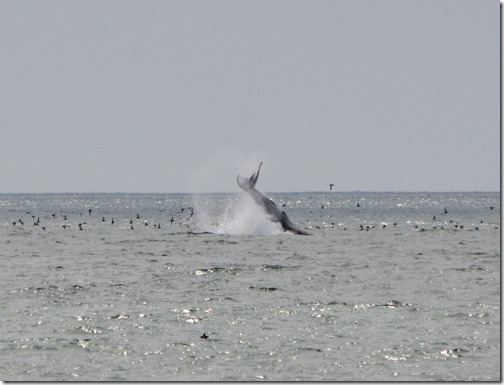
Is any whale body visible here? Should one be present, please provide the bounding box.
[237,162,310,235]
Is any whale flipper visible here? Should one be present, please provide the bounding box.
[237,163,310,235]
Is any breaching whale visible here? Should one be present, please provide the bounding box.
[237,162,310,235]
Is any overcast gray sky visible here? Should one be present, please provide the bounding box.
[1,0,499,193]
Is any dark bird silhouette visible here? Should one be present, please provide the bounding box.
[329,184,334,191]
[200,333,209,339]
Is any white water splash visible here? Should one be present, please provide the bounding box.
[196,194,283,236]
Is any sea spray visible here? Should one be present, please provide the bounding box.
[192,193,283,235]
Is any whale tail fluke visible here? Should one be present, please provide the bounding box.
[237,162,263,192]
[249,162,262,187]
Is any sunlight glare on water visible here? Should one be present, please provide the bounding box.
[0,192,500,381]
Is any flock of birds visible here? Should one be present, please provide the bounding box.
[2,183,498,234]
[317,200,498,232]
[323,184,498,232]
[8,206,196,233]
[5,200,499,235]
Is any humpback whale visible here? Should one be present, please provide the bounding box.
[237,162,310,235]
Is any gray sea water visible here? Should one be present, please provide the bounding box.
[0,191,500,381]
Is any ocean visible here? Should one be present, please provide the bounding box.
[0,191,500,381]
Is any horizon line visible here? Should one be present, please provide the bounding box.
[0,190,500,195]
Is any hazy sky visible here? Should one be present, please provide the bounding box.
[1,0,499,193]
